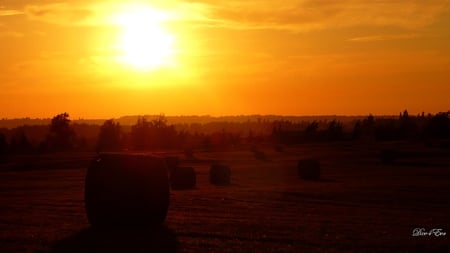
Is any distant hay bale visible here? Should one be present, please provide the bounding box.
[254,150,269,161]
[184,148,194,159]
[297,158,321,181]
[170,166,196,190]
[85,153,170,227]
[380,149,399,164]
[210,164,231,185]
[164,156,180,175]
[274,145,284,153]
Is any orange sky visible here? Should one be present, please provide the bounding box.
[1,0,450,118]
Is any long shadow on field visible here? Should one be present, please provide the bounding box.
[50,225,178,253]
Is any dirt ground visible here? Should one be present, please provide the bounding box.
[0,142,449,252]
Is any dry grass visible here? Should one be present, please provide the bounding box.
[297,158,321,181]
[171,167,196,190]
[209,164,231,186]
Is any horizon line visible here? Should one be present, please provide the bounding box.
[2,111,447,121]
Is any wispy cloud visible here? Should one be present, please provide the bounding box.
[199,0,450,31]
[0,9,23,16]
[18,0,450,32]
[348,33,422,42]
[22,1,212,27]
[0,31,24,38]
[25,3,94,25]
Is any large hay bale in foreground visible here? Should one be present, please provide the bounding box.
[210,164,231,185]
[85,153,170,227]
[170,166,196,190]
[297,158,321,181]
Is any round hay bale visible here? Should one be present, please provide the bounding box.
[297,158,321,181]
[254,150,269,161]
[85,153,170,227]
[274,145,284,153]
[380,149,399,164]
[184,148,194,159]
[164,156,180,175]
[210,164,231,185]
[170,166,196,190]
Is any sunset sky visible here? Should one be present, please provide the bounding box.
[1,0,450,118]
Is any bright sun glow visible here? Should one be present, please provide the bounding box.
[115,6,175,71]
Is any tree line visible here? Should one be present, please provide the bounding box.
[0,110,449,157]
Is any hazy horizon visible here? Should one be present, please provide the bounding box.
[1,1,450,118]
[0,111,433,121]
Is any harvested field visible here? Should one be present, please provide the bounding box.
[0,142,449,252]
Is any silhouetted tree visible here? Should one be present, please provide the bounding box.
[375,119,400,141]
[0,133,7,150]
[47,113,76,151]
[352,120,362,139]
[131,117,151,150]
[361,114,376,137]
[97,119,122,151]
[130,115,179,150]
[10,128,31,153]
[398,109,417,139]
[425,112,450,139]
[400,109,409,120]
[326,120,343,140]
[151,115,178,149]
[0,132,8,157]
[304,121,319,141]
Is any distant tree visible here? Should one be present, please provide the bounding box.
[400,109,409,120]
[365,114,375,125]
[361,114,376,137]
[47,113,76,151]
[399,109,417,139]
[10,128,31,153]
[352,120,362,139]
[247,129,255,143]
[0,132,8,155]
[130,115,179,150]
[131,117,151,150]
[97,119,122,151]
[424,112,450,139]
[305,121,319,134]
[375,119,400,141]
[304,121,319,137]
[150,115,178,149]
[327,120,343,140]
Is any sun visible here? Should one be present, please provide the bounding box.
[115,7,175,71]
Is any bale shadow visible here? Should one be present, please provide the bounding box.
[51,225,178,253]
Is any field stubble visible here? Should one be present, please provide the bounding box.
[0,142,449,252]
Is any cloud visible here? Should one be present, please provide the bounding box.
[186,0,450,31]
[25,3,94,25]
[0,31,24,37]
[19,0,450,32]
[0,9,23,16]
[348,33,422,42]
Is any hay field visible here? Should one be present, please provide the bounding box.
[1,142,449,252]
